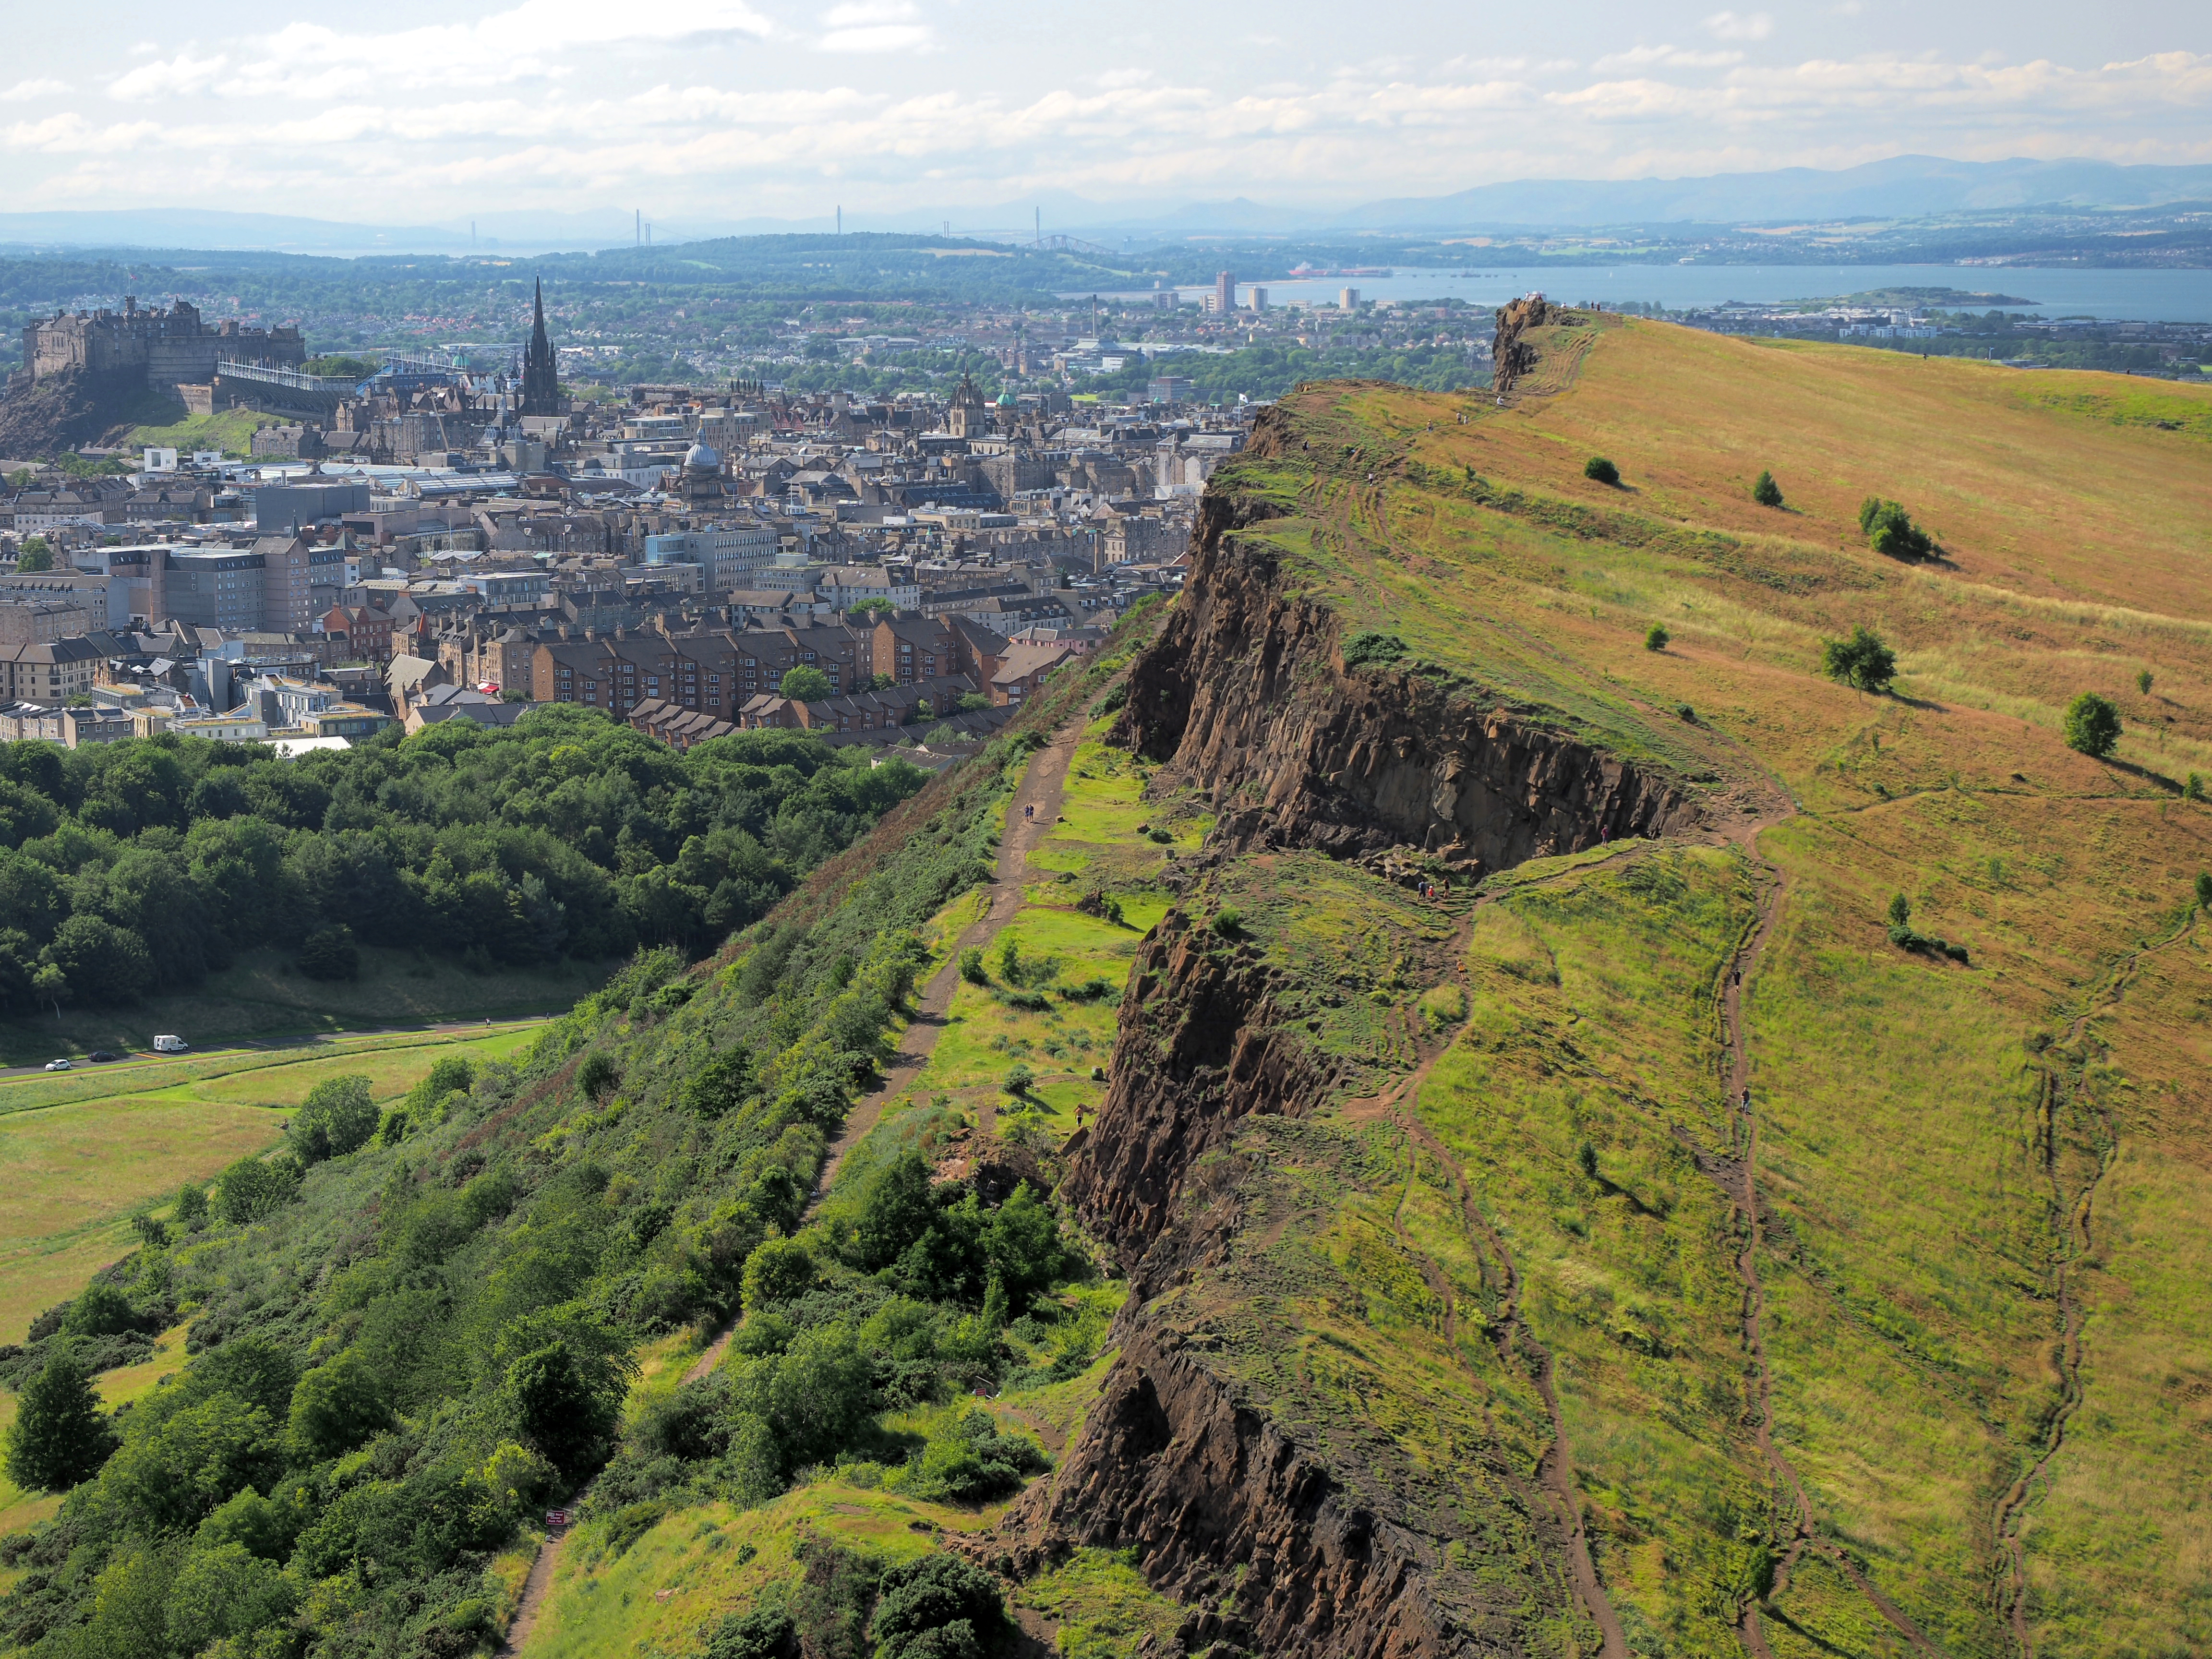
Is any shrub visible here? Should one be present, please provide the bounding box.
[1858,497,1936,560]
[1210,906,1244,938]
[1752,469,1783,507]
[780,665,833,701]
[505,1339,623,1477]
[682,1048,755,1119]
[871,1550,1016,1658]
[1003,1063,1034,1095]
[1886,893,1970,964]
[1341,631,1407,670]
[1584,456,1620,485]
[1644,624,1669,652]
[577,1051,622,1100]
[297,925,359,981]
[2196,872,2212,912]
[898,1410,1050,1506]
[214,1155,299,1224]
[3,1355,114,1492]
[286,1346,393,1461]
[174,1181,209,1227]
[2190,774,2207,802]
[958,946,988,986]
[2138,668,2154,696]
[743,1234,817,1308]
[287,1074,377,1163]
[1821,625,1897,694]
[2062,692,2121,759]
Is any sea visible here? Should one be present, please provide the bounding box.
[1082,265,2212,324]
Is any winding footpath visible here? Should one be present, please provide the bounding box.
[494,727,1084,1657]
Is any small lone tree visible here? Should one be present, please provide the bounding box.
[2063,692,2121,759]
[1752,470,1783,507]
[4,1356,114,1492]
[1645,624,1670,652]
[1821,625,1897,694]
[2196,871,2212,912]
[1584,456,1621,486]
[2137,668,2154,697]
[779,665,832,701]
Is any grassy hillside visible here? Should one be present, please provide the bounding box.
[1181,326,2212,1654]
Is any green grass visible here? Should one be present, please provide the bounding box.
[120,406,284,456]
[1013,1547,1186,1657]
[0,944,606,1064]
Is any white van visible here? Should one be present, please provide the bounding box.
[152,1034,189,1054]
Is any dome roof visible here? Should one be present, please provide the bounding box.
[996,390,1015,406]
[684,441,721,472]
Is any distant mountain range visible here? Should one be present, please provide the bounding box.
[2,156,2208,256]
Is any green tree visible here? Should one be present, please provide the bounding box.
[1584,456,1620,485]
[2137,668,2154,696]
[505,1340,621,1477]
[1821,625,1898,694]
[287,1073,377,1162]
[1858,497,1935,560]
[80,1547,173,1659]
[958,947,987,985]
[286,1346,394,1461]
[42,914,154,1003]
[297,924,359,980]
[15,536,54,573]
[174,1180,210,1228]
[214,1154,299,1224]
[851,1151,936,1273]
[1644,624,1669,652]
[31,960,68,1022]
[2063,692,2121,759]
[4,1355,115,1491]
[166,1540,298,1654]
[2196,872,2212,912]
[742,1234,817,1308]
[1752,470,1783,507]
[780,665,833,701]
[870,1552,1013,1659]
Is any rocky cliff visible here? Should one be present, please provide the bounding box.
[1003,449,1702,1656]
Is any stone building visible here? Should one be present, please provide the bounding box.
[16,297,304,398]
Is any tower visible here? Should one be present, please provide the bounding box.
[520,279,562,417]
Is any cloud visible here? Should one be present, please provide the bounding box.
[817,0,931,53]
[1704,12,1775,41]
[3,113,163,153]
[1591,47,1743,72]
[108,52,227,101]
[0,79,70,101]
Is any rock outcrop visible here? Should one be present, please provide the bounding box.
[1119,495,1702,879]
[1489,295,1562,397]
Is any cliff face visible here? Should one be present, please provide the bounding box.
[1119,493,1701,880]
[1014,471,1696,1657]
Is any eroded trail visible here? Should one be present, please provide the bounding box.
[494,729,1083,1657]
[1990,912,2196,1658]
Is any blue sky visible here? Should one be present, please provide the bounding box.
[0,0,2204,223]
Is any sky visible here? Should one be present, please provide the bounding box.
[0,0,2205,229]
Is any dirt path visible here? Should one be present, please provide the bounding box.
[1990,912,2196,1658]
[495,728,1085,1657]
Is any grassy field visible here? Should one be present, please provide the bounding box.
[0,944,605,1065]
[120,406,283,457]
[1187,330,2212,1653]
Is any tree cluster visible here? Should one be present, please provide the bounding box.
[0,708,925,1010]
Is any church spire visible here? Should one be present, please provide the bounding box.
[521,277,561,417]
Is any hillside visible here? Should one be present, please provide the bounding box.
[3,318,2209,1659]
[1036,320,2212,1657]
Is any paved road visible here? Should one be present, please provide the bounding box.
[0,1015,560,1086]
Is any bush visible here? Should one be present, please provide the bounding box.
[2063,692,2121,759]
[2196,871,2212,912]
[871,1550,1015,1659]
[577,1051,622,1100]
[1644,624,1669,652]
[1858,497,1936,560]
[1752,469,1783,507]
[2190,774,2207,802]
[297,924,359,981]
[3,1355,114,1491]
[505,1339,624,1477]
[1210,906,1244,938]
[1885,893,1970,964]
[1821,625,1897,694]
[958,946,988,986]
[287,1074,377,1163]
[2138,668,2154,696]
[682,1048,755,1119]
[1340,631,1407,670]
[1584,456,1620,485]
[174,1181,209,1227]
[1003,1063,1033,1095]
[215,1154,299,1223]
[743,1235,817,1308]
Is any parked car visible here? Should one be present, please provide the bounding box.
[153,1034,189,1054]
[87,1050,119,1063]
[43,1058,71,1071]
